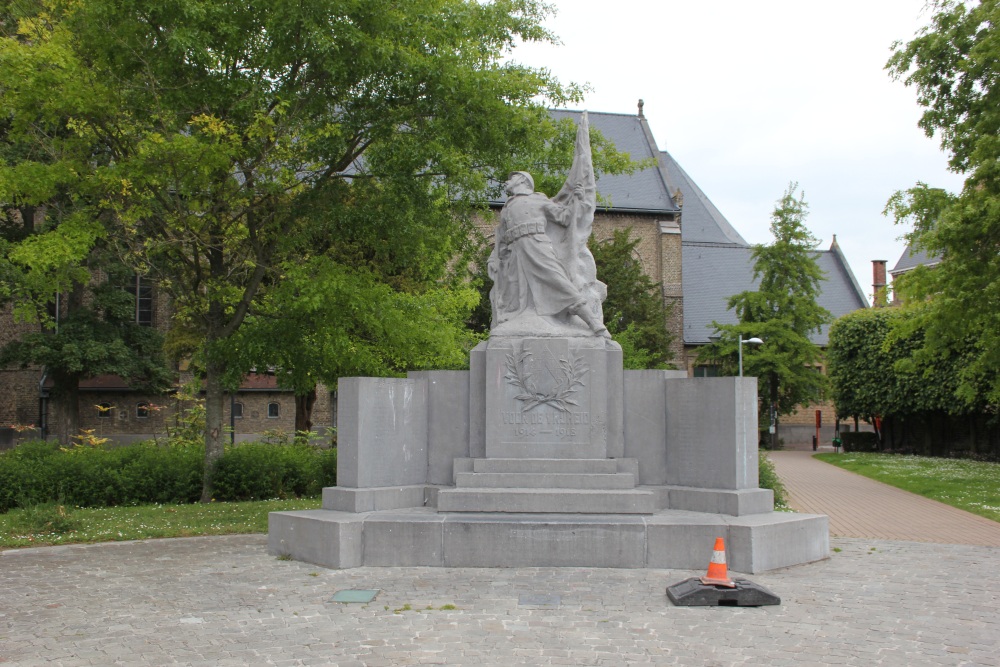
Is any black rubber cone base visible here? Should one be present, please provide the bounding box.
[666,577,780,607]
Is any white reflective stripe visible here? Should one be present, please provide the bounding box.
[710,551,727,564]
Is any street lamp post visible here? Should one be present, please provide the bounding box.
[739,336,764,377]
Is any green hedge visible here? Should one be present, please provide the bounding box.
[841,431,880,453]
[0,440,336,512]
[211,443,337,501]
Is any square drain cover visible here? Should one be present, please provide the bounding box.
[331,589,380,604]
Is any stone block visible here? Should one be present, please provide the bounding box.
[409,370,470,485]
[454,471,636,489]
[472,458,618,474]
[337,377,428,489]
[665,377,759,490]
[484,337,617,459]
[727,512,830,573]
[363,511,445,566]
[665,486,774,516]
[322,485,426,512]
[646,512,730,570]
[268,510,364,569]
[441,514,647,568]
[623,370,670,484]
[436,488,657,514]
[468,341,488,459]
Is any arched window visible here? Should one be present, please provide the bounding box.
[232,402,244,419]
[267,402,280,418]
[96,402,113,419]
[136,402,150,419]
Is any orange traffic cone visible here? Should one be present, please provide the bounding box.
[699,537,736,588]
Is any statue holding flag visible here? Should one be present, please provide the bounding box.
[488,112,610,338]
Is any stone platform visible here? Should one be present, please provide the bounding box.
[269,339,831,574]
[269,503,828,574]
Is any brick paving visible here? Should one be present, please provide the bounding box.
[770,451,1000,547]
[2,534,999,666]
[3,453,1000,665]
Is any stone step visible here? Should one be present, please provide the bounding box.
[454,471,636,490]
[470,458,620,475]
[436,488,658,514]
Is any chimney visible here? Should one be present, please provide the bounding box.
[872,260,887,307]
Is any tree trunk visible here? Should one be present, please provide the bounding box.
[201,357,226,503]
[295,387,317,435]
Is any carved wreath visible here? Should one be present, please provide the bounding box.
[504,348,588,413]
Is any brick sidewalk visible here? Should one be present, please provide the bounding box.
[2,534,999,666]
[769,450,1000,546]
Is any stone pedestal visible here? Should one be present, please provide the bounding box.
[476,337,623,459]
[269,338,830,573]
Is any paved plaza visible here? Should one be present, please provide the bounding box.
[2,453,999,666]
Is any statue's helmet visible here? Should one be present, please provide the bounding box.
[508,171,534,191]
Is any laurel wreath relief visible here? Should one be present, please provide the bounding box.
[504,347,588,412]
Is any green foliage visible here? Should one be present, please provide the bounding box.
[0,0,585,496]
[590,229,673,369]
[757,451,788,509]
[885,0,1000,407]
[0,438,334,512]
[697,184,830,417]
[840,432,880,453]
[0,439,203,512]
[827,307,973,421]
[210,443,336,502]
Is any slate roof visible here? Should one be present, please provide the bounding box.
[681,242,869,346]
[891,244,940,274]
[659,150,747,246]
[490,109,681,213]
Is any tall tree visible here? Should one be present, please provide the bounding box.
[590,228,673,369]
[0,0,580,500]
[885,0,1000,406]
[697,184,830,444]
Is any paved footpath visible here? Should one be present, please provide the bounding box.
[769,451,1000,547]
[2,453,999,666]
[1,534,999,666]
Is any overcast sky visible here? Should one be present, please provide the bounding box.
[511,0,964,304]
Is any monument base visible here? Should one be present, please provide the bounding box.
[268,504,829,573]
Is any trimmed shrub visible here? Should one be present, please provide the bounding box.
[1,439,335,512]
[842,431,879,453]
[211,442,336,501]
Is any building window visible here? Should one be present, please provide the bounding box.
[136,402,150,419]
[693,365,719,378]
[123,274,154,326]
[267,402,280,419]
[96,402,113,418]
[232,402,244,419]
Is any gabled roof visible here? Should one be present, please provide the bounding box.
[682,241,869,346]
[492,109,681,214]
[659,150,748,246]
[891,244,940,275]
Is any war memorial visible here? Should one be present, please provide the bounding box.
[267,114,829,573]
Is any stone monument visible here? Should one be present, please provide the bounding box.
[268,113,829,573]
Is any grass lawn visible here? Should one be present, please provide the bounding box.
[0,497,321,549]
[815,452,1000,523]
